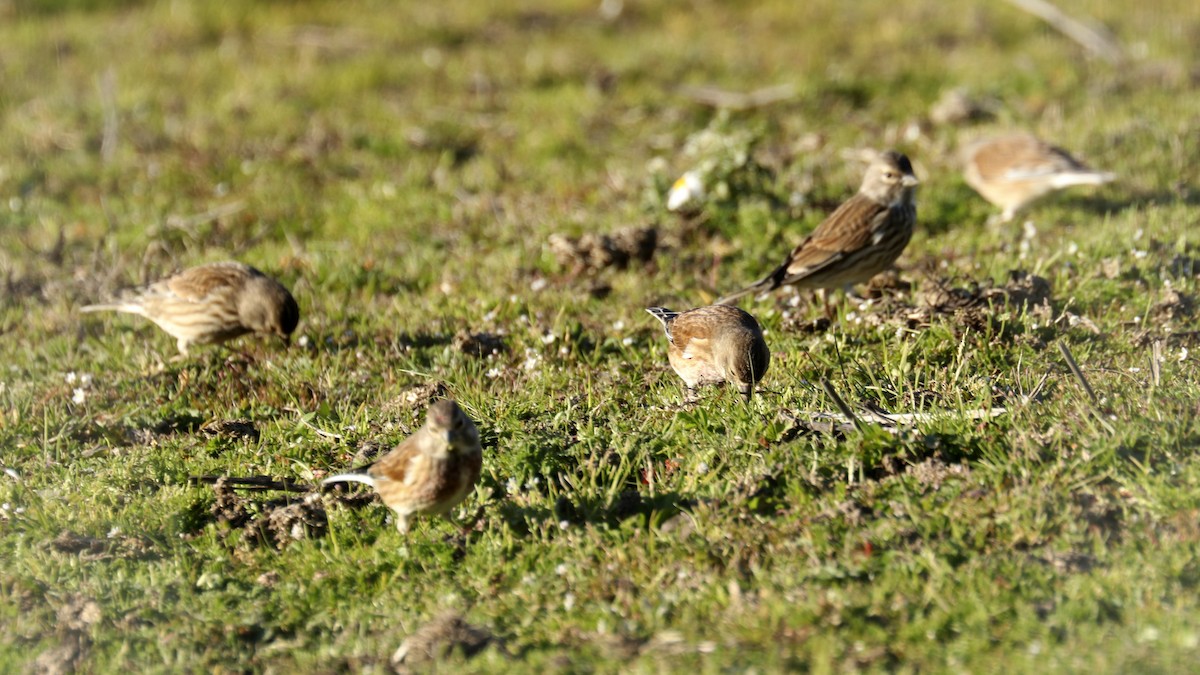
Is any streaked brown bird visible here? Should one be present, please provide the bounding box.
[961,133,1115,223]
[716,150,918,309]
[321,399,483,534]
[82,261,299,357]
[646,305,770,403]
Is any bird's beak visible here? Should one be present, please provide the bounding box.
[902,174,920,187]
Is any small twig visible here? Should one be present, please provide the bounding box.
[799,407,1008,429]
[1024,371,1053,404]
[678,83,797,110]
[1057,342,1097,404]
[96,68,119,164]
[1004,0,1125,64]
[189,475,312,492]
[819,378,861,430]
[165,201,247,233]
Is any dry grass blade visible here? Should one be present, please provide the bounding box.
[1058,341,1098,404]
[820,378,861,430]
[1057,341,1116,434]
[1004,0,1125,64]
[678,83,797,110]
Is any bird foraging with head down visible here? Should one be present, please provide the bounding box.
[716,150,919,313]
[81,261,299,358]
[322,399,483,534]
[646,304,770,403]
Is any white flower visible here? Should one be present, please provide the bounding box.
[556,563,569,575]
[72,388,86,404]
[485,367,504,379]
[80,373,93,386]
[563,593,576,611]
[541,332,557,345]
[65,372,77,385]
[1181,347,1190,362]
[666,171,705,211]
[621,337,634,346]
[298,335,310,348]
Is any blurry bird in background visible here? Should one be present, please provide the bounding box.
[961,133,1115,223]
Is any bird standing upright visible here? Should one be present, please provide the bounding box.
[716,150,918,310]
[961,133,1115,223]
[81,261,299,358]
[322,399,483,534]
[645,305,770,402]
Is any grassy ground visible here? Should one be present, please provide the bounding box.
[2,0,1199,671]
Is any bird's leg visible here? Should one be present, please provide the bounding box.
[820,289,836,321]
[394,514,411,534]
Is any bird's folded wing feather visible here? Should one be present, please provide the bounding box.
[164,264,253,301]
[368,439,420,483]
[780,197,886,279]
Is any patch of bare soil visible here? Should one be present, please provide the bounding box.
[547,226,657,276]
[48,530,156,561]
[30,594,102,675]
[207,477,329,549]
[201,418,260,442]
[453,331,506,358]
[391,611,500,670]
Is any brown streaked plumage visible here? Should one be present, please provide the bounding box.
[716,150,918,308]
[81,261,299,357]
[646,305,770,403]
[321,399,482,534]
[962,133,1115,223]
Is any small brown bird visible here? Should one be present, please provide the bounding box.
[81,261,299,357]
[322,399,483,534]
[962,133,1115,223]
[646,305,770,402]
[716,150,918,308]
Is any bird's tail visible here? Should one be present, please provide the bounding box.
[644,307,678,325]
[715,264,787,306]
[1050,171,1116,189]
[80,301,146,316]
[321,472,376,489]
[80,303,123,313]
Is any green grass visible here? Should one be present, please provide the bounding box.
[2,0,1199,671]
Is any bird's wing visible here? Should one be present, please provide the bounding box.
[368,435,424,486]
[164,262,255,302]
[670,312,715,361]
[777,196,889,282]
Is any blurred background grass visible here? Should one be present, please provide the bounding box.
[1,0,1199,671]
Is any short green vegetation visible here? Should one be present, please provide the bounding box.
[1,0,1198,671]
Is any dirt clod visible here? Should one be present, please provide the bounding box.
[392,612,497,669]
[548,226,657,275]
